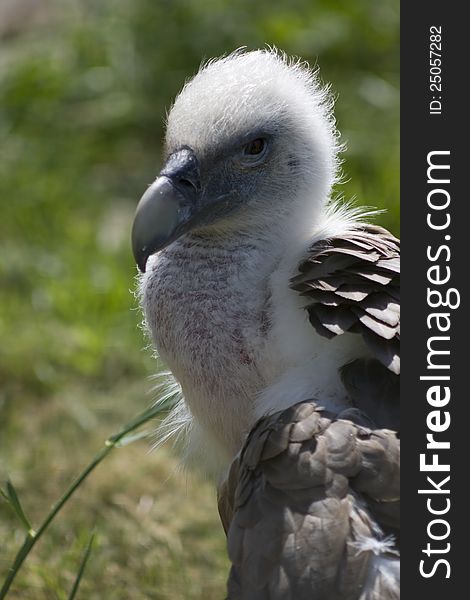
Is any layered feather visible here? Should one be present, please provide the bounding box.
[219,401,400,600]
[291,225,400,375]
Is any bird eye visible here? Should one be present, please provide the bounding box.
[239,138,269,167]
[243,138,266,156]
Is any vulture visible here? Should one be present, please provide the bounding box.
[132,49,400,599]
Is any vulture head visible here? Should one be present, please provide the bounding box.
[132,49,340,272]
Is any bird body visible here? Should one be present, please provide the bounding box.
[220,401,400,599]
[133,48,400,598]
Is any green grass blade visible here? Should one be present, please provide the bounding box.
[114,429,151,448]
[67,533,96,600]
[106,402,165,445]
[1,480,34,535]
[0,402,161,599]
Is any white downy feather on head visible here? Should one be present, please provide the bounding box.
[164,48,343,242]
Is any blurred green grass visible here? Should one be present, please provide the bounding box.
[0,0,399,598]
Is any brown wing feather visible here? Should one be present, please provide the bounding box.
[219,401,400,599]
[291,225,400,374]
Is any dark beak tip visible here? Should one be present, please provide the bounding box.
[137,258,147,274]
[133,245,149,273]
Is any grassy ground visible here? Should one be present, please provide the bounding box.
[0,384,229,600]
[1,1,398,598]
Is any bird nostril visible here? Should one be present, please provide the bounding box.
[178,177,198,192]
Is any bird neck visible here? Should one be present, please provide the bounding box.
[141,195,332,460]
[190,194,328,261]
[180,225,286,270]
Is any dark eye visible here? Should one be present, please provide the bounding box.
[243,138,266,156]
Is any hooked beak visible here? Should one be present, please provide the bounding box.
[131,147,201,272]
